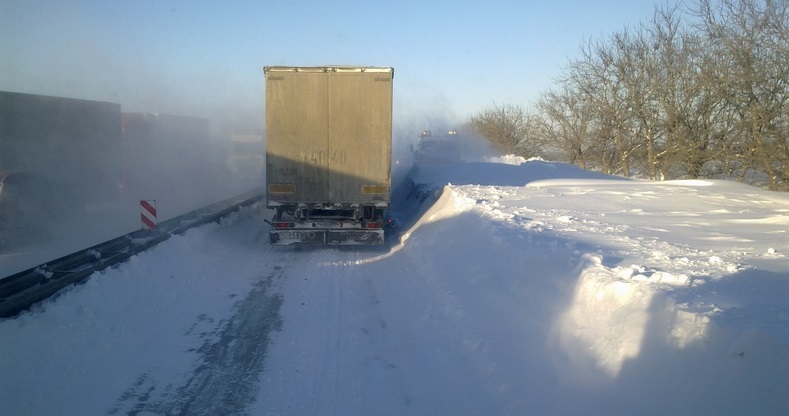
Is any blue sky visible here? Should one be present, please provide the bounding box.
[1,0,668,130]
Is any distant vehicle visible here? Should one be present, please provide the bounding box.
[264,66,394,245]
[0,90,122,204]
[413,130,461,164]
[227,132,264,179]
[0,171,56,249]
[0,91,217,248]
[119,112,210,202]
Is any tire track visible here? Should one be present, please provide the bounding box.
[112,264,285,416]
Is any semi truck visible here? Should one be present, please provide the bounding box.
[264,66,394,245]
[413,130,461,165]
[0,91,122,201]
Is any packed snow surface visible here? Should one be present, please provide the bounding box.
[2,158,789,415]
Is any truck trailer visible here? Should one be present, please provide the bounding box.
[264,66,394,245]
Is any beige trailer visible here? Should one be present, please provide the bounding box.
[264,66,394,245]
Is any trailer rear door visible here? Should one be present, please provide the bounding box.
[265,67,329,204]
[265,66,392,206]
[327,67,392,205]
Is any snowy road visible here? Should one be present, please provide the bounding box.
[2,158,789,415]
[0,207,292,415]
[113,260,284,415]
[251,212,583,416]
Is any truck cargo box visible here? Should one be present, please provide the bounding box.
[264,66,393,245]
[0,91,122,202]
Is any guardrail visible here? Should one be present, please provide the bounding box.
[0,189,266,319]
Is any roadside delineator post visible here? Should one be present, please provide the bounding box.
[140,200,157,230]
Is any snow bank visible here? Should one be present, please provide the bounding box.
[390,183,789,413]
[552,253,697,379]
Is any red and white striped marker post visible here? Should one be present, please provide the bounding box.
[140,200,157,230]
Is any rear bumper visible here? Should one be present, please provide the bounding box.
[270,228,384,245]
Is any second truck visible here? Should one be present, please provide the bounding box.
[264,66,394,245]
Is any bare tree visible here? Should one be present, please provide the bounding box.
[536,86,593,169]
[468,103,542,157]
[570,32,650,177]
[644,3,718,180]
[696,0,789,189]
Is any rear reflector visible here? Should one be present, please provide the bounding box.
[269,184,296,193]
[361,185,389,194]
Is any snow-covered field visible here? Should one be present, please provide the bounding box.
[2,157,788,415]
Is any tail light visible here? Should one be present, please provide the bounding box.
[363,221,383,229]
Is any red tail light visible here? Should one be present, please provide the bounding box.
[273,222,295,228]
